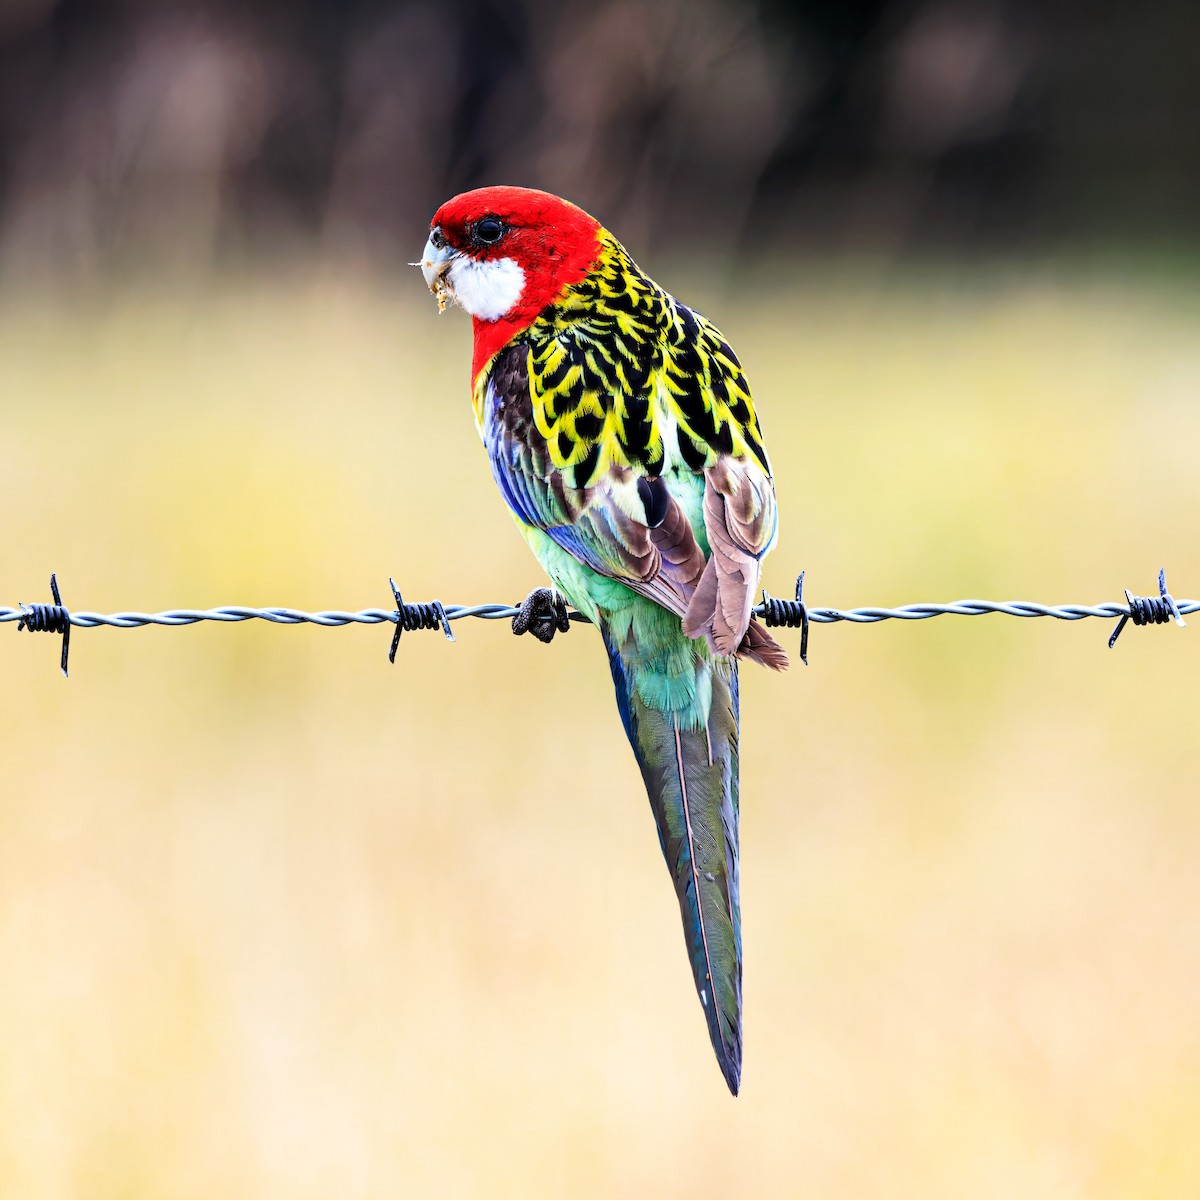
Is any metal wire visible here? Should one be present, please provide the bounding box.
[804,598,1199,624]
[3,575,1193,634]
[0,602,525,630]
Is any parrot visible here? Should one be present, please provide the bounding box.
[417,186,786,1095]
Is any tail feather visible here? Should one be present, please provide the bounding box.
[603,624,743,1094]
[739,618,789,671]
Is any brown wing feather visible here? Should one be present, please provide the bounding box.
[682,459,786,669]
[568,472,708,617]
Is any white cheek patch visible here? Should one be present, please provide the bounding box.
[447,255,525,321]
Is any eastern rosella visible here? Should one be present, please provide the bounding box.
[418,186,786,1094]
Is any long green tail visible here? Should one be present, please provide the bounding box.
[601,618,743,1095]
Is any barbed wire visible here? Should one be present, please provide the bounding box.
[2,569,1190,679]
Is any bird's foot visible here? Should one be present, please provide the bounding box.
[512,587,571,643]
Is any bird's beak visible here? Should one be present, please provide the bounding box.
[415,229,455,292]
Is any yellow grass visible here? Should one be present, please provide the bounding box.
[1,263,1198,1198]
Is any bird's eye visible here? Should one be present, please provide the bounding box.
[473,216,505,245]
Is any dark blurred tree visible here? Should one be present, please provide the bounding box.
[0,0,1196,276]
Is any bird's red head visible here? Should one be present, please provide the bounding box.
[419,186,603,382]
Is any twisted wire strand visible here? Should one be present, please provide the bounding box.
[2,596,1196,631]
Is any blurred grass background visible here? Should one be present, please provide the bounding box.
[2,262,1198,1198]
[3,0,1200,1196]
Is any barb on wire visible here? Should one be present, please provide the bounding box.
[389,578,453,663]
[15,573,71,677]
[1107,568,1185,649]
[1,569,1192,677]
[760,571,810,665]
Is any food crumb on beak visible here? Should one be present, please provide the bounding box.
[411,253,455,313]
[431,276,453,313]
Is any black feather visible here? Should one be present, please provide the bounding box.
[637,475,671,528]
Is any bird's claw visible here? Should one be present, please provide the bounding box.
[512,587,571,643]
